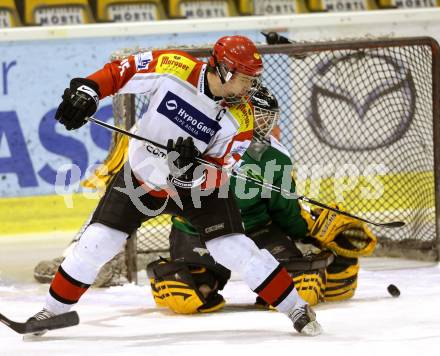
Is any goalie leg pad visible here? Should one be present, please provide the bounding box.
[324,256,359,301]
[291,270,326,306]
[286,251,333,306]
[147,260,225,314]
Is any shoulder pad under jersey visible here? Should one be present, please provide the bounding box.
[228,100,254,134]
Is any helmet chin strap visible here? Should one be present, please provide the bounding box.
[213,55,226,84]
[213,54,234,85]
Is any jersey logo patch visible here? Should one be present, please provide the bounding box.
[135,51,153,71]
[157,91,221,144]
[156,54,196,80]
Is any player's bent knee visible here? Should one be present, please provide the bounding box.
[62,223,128,283]
[74,223,128,266]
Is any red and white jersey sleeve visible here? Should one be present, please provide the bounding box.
[87,50,253,194]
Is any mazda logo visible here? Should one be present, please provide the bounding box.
[308,52,416,151]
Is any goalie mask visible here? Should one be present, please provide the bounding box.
[209,35,263,103]
[250,86,280,143]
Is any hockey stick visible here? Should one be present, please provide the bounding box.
[86,116,405,228]
[86,116,302,196]
[0,311,79,334]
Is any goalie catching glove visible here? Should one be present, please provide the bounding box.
[55,78,100,130]
[167,137,206,189]
[301,203,377,258]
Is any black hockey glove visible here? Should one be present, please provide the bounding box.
[167,137,206,189]
[55,78,100,130]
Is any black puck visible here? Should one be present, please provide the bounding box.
[387,284,400,297]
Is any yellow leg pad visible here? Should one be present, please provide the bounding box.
[292,273,326,306]
[324,262,359,302]
[154,280,205,314]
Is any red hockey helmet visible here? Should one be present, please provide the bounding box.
[209,35,263,81]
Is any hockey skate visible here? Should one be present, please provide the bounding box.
[23,308,56,338]
[289,304,323,336]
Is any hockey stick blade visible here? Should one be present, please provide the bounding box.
[374,221,406,228]
[0,311,79,334]
[299,196,405,228]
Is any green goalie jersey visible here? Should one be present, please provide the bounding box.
[172,136,308,238]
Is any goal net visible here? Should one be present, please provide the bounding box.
[34,37,440,285]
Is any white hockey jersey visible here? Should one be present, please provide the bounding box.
[88,49,254,196]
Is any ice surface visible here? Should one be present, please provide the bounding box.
[1,235,439,355]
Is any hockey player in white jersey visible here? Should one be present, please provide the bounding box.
[147,87,377,313]
[27,35,322,336]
